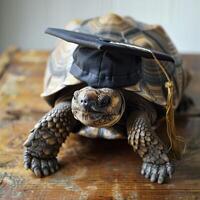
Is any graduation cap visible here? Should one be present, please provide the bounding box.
[45,28,174,88]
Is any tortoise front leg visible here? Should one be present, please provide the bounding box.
[127,111,175,184]
[23,101,78,177]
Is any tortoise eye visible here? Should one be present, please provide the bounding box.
[98,95,111,107]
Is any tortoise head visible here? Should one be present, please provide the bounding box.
[71,86,125,127]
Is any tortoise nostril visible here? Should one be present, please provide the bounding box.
[80,98,90,108]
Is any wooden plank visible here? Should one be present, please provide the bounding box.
[0,52,200,200]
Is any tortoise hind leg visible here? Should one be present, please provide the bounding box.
[23,101,78,177]
[127,111,175,184]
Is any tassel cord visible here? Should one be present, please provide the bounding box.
[149,51,185,159]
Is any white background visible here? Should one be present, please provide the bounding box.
[0,0,199,53]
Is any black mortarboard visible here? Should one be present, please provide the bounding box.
[45,28,174,88]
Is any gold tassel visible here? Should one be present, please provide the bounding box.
[150,52,185,159]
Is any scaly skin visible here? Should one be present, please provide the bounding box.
[23,101,78,177]
[127,110,175,184]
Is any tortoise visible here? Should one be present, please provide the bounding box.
[23,13,192,184]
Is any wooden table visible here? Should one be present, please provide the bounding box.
[0,49,200,200]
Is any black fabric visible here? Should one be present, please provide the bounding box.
[45,28,175,62]
[45,28,175,88]
[70,46,142,88]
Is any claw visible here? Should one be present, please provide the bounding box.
[50,167,55,174]
[24,158,31,169]
[52,158,59,171]
[42,168,50,176]
[158,165,167,183]
[48,160,56,173]
[24,151,32,169]
[24,162,30,170]
[40,160,50,176]
[141,162,147,175]
[33,168,42,177]
[150,173,157,182]
[145,163,152,179]
[166,162,174,179]
[150,165,158,182]
[158,166,167,184]
[31,157,40,169]
[158,176,164,184]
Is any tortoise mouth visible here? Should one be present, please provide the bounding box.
[83,112,109,121]
[72,108,119,127]
[72,109,112,120]
[72,108,110,115]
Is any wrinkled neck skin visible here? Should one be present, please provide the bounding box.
[71,86,126,128]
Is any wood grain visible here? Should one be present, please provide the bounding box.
[0,51,200,200]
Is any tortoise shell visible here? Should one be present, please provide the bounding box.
[42,13,187,108]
